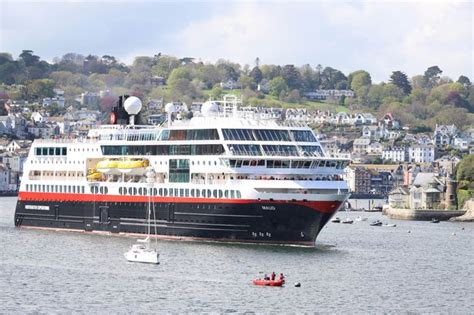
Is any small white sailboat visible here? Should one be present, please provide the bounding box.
[125,170,159,264]
[355,216,368,222]
[124,237,159,264]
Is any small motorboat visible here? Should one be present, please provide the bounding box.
[431,218,440,223]
[331,217,341,223]
[370,220,382,226]
[382,223,397,227]
[355,216,367,222]
[341,218,353,224]
[252,279,285,287]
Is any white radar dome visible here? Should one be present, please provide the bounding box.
[201,101,219,116]
[123,96,142,115]
[165,102,176,113]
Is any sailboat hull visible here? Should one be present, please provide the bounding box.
[124,250,159,264]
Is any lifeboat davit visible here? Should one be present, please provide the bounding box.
[252,279,285,287]
[118,159,150,175]
[96,160,121,175]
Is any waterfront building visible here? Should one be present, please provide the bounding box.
[382,147,408,162]
[409,145,435,163]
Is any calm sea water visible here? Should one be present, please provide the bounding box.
[1,197,473,313]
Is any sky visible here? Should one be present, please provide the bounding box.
[0,0,472,82]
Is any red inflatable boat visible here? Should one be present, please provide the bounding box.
[252,279,285,286]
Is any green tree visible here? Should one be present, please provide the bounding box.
[348,70,371,91]
[320,67,347,89]
[28,79,55,99]
[424,65,442,88]
[19,50,39,67]
[210,85,224,99]
[0,62,18,84]
[249,66,263,84]
[456,154,474,181]
[238,75,256,89]
[299,64,315,91]
[166,67,192,87]
[457,75,471,88]
[151,55,180,78]
[268,76,288,97]
[390,71,412,95]
[260,64,281,81]
[281,65,302,89]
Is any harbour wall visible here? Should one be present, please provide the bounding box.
[347,195,386,211]
[385,207,466,221]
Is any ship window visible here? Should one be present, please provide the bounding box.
[158,188,163,196]
[163,188,168,196]
[228,144,262,156]
[190,189,195,197]
[160,130,170,140]
[207,189,211,198]
[133,187,137,195]
[230,190,235,198]
[213,189,217,198]
[180,189,184,197]
[218,190,223,198]
[299,145,323,157]
[153,188,157,196]
[224,190,229,198]
[222,128,254,141]
[291,130,316,142]
[254,129,291,142]
[138,187,143,195]
[169,189,174,197]
[185,189,189,197]
[262,145,298,156]
[169,159,190,183]
[42,147,48,155]
[196,189,200,198]
[236,191,241,198]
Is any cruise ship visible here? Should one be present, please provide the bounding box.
[14,95,350,246]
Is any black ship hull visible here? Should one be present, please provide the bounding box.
[14,193,343,246]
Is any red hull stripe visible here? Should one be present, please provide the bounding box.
[18,192,341,214]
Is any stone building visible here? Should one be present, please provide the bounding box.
[388,172,457,210]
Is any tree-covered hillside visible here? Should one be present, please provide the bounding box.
[1,50,473,129]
